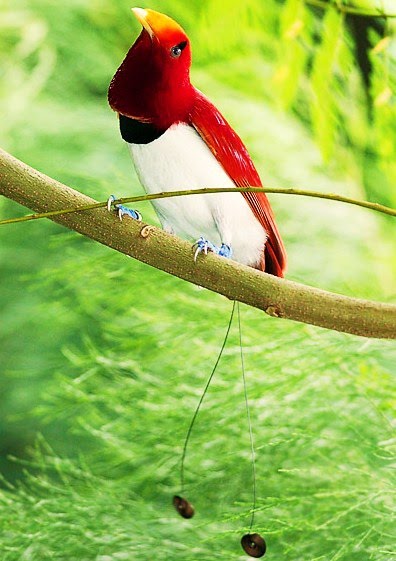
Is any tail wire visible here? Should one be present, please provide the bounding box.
[179,301,257,531]
[180,301,236,492]
[237,301,257,531]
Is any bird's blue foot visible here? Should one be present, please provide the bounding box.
[218,243,232,258]
[107,195,142,222]
[193,237,232,262]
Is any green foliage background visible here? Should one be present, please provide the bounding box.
[0,0,395,559]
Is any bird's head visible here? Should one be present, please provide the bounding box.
[108,8,194,130]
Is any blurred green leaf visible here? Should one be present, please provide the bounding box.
[310,7,343,160]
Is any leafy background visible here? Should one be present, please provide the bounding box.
[0,0,395,559]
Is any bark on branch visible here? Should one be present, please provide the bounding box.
[1,147,395,339]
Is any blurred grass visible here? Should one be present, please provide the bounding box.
[0,0,395,560]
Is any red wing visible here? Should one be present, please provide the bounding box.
[189,89,287,277]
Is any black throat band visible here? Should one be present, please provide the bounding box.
[119,114,166,144]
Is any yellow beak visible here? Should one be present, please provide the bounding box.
[131,7,154,38]
[131,7,187,41]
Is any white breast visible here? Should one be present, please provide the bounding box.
[128,122,266,267]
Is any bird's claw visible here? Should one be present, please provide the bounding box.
[193,237,216,262]
[193,237,232,262]
[218,243,232,258]
[116,206,142,222]
[107,194,116,212]
[107,195,142,222]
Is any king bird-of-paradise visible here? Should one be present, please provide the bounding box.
[108,7,287,276]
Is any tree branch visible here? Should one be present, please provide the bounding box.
[1,147,395,339]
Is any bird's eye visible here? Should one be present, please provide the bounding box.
[171,46,182,58]
[170,41,187,58]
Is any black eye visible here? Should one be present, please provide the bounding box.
[170,41,187,58]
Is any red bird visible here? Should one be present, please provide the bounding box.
[108,8,286,277]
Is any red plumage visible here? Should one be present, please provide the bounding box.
[189,90,286,277]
